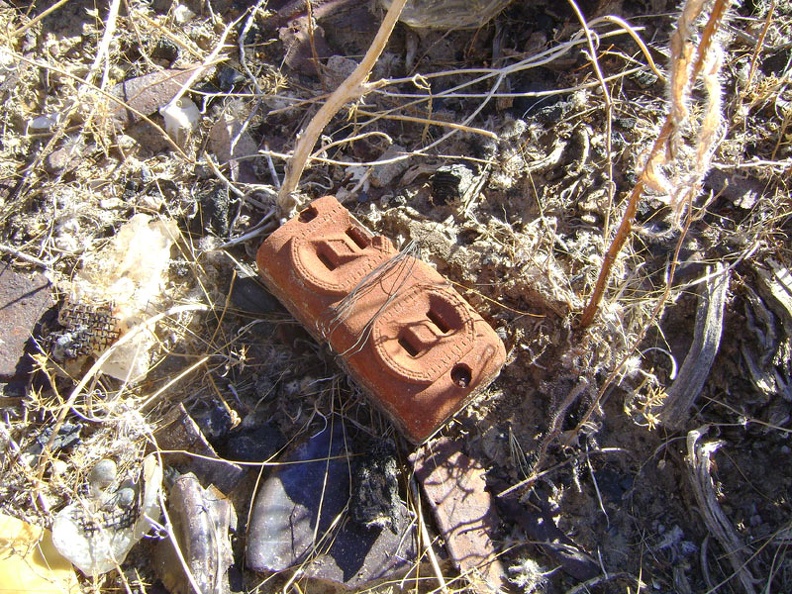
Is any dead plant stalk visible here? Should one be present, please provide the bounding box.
[276,0,409,210]
[579,0,731,328]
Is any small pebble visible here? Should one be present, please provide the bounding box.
[88,459,117,492]
[50,459,68,478]
[114,487,137,509]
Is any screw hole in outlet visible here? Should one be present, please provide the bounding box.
[298,206,318,223]
[451,363,472,388]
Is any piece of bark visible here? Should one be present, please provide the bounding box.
[754,259,792,337]
[155,473,236,594]
[659,264,729,429]
[686,428,758,594]
[154,404,246,495]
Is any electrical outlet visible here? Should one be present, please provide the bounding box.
[258,196,395,331]
[257,196,506,443]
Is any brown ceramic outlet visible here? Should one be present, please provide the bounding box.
[257,196,506,443]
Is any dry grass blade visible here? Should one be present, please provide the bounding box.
[565,0,615,236]
[687,428,759,594]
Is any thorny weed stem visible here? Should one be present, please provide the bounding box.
[572,191,697,444]
[579,0,731,328]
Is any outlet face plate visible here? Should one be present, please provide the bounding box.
[257,196,506,443]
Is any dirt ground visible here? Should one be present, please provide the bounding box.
[1,0,791,593]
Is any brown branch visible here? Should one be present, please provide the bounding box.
[579,0,730,328]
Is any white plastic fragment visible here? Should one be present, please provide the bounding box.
[52,454,163,576]
[0,47,18,88]
[160,98,200,146]
[71,213,180,382]
[173,3,195,24]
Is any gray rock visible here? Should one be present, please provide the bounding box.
[109,67,207,129]
[88,459,118,492]
[247,426,418,589]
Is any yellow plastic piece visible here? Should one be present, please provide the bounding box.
[0,513,80,594]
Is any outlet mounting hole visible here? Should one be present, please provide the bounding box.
[451,364,472,388]
[298,206,318,223]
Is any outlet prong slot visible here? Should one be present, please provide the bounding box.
[298,206,318,223]
[317,249,337,271]
[398,332,420,357]
[346,226,370,250]
[427,309,451,334]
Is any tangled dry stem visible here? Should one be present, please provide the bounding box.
[276,0,409,212]
[579,0,730,328]
[687,428,759,594]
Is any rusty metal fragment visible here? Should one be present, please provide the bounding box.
[0,266,53,386]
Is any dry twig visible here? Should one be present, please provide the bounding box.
[687,428,759,594]
[579,0,730,327]
[277,0,409,211]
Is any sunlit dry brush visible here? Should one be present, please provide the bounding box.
[580,0,731,329]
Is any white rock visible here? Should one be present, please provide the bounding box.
[160,98,200,146]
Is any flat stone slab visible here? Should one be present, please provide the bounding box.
[411,437,504,592]
[154,404,246,495]
[247,425,417,589]
[0,266,53,382]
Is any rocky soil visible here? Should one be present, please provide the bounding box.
[1,0,791,593]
